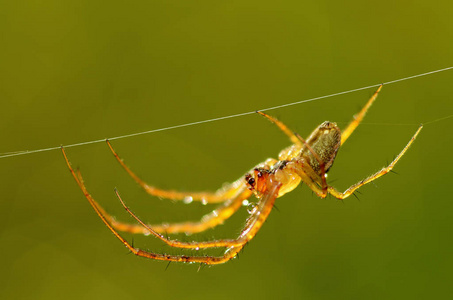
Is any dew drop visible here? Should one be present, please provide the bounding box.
[242,199,249,206]
[247,202,257,214]
[201,198,208,205]
[183,196,193,204]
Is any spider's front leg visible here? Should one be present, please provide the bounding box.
[63,146,283,263]
[133,176,279,264]
[125,174,282,252]
[99,157,279,236]
[106,140,245,204]
[115,173,281,253]
[99,186,252,235]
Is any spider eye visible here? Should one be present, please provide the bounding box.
[245,174,256,187]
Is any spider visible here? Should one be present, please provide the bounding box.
[62,85,422,265]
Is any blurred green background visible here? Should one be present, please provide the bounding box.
[1,1,452,299]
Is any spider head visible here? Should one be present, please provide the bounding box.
[245,168,271,196]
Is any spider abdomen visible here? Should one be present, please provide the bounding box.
[300,121,341,174]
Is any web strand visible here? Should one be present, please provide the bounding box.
[1,66,452,160]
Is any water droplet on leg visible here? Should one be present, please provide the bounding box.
[183,196,193,204]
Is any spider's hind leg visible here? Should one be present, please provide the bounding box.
[330,124,422,199]
[256,111,302,147]
[341,85,383,145]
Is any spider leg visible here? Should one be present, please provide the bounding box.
[61,146,136,248]
[256,111,303,146]
[329,125,422,199]
[134,180,281,264]
[286,160,327,198]
[105,187,252,235]
[113,184,276,249]
[64,151,249,248]
[62,148,281,264]
[106,139,244,204]
[341,85,383,145]
[62,147,235,263]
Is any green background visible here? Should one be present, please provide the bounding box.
[1,1,452,299]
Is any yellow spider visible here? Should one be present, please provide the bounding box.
[62,85,422,265]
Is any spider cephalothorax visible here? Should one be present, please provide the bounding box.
[245,120,342,199]
[245,167,272,197]
[62,84,422,265]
